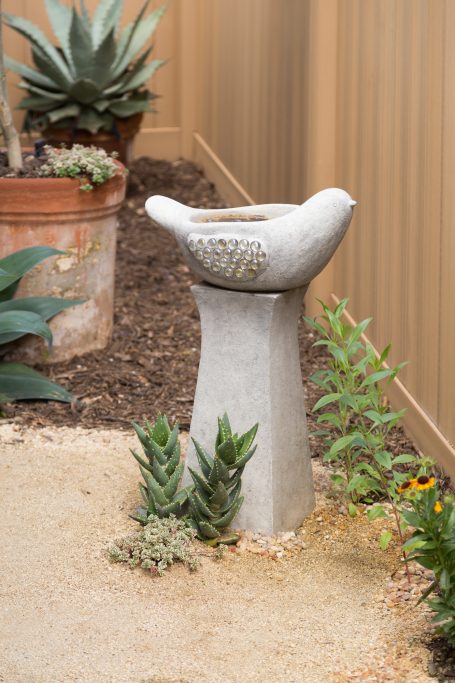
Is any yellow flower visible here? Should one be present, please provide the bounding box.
[397,479,417,493]
[415,475,435,491]
[434,501,443,513]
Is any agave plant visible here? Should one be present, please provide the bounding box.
[187,414,258,546]
[0,246,82,402]
[130,415,189,524]
[2,0,166,134]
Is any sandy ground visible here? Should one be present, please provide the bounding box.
[0,423,433,683]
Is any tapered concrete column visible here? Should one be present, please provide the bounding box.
[185,283,315,534]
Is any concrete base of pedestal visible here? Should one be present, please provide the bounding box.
[185,283,315,534]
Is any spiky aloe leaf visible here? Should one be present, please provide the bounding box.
[155,500,181,517]
[220,480,242,513]
[151,414,170,447]
[188,467,215,496]
[0,362,73,402]
[231,445,258,470]
[208,457,229,486]
[163,423,179,456]
[192,438,214,477]
[212,496,244,529]
[209,481,229,509]
[151,458,169,488]
[217,436,238,466]
[139,467,168,507]
[163,463,184,500]
[130,448,152,473]
[191,491,217,520]
[139,482,149,505]
[237,423,259,457]
[198,521,220,539]
[165,442,180,476]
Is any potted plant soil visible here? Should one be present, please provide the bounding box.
[0,2,127,363]
[2,0,166,165]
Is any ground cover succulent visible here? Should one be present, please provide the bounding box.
[130,415,189,524]
[108,514,199,576]
[0,246,81,402]
[40,144,121,190]
[3,0,166,134]
[187,414,258,545]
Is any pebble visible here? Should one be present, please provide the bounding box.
[235,528,308,558]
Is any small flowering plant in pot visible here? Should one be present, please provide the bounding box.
[0,5,127,362]
[398,474,455,646]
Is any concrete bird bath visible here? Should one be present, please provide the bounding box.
[146,188,356,534]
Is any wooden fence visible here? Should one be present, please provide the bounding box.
[4,0,455,477]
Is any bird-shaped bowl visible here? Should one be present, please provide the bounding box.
[145,188,356,292]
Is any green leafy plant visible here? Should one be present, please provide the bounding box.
[108,514,199,576]
[40,144,121,190]
[130,414,189,524]
[305,298,419,552]
[3,0,166,135]
[187,414,258,546]
[399,475,455,645]
[0,246,82,402]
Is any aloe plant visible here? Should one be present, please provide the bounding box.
[188,414,258,546]
[0,246,82,402]
[2,0,166,134]
[130,415,189,524]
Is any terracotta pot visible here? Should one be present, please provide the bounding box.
[42,114,143,166]
[0,164,126,363]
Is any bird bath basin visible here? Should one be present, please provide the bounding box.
[145,189,356,533]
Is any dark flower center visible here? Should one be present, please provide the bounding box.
[417,476,430,485]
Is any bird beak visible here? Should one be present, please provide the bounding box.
[349,200,357,207]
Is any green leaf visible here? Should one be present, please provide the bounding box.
[379,531,393,550]
[367,506,388,522]
[208,457,229,485]
[373,451,393,470]
[0,310,53,347]
[69,7,95,79]
[348,503,358,517]
[130,448,153,474]
[68,79,103,105]
[163,463,184,500]
[191,438,214,476]
[392,454,417,465]
[139,467,168,507]
[0,247,63,298]
[330,434,356,456]
[197,520,220,540]
[360,369,394,388]
[347,317,371,350]
[46,104,80,124]
[231,444,257,470]
[92,29,118,88]
[4,56,59,90]
[212,495,244,529]
[162,423,179,456]
[312,393,342,412]
[151,458,168,487]
[440,569,451,592]
[209,481,229,509]
[151,414,170,446]
[0,362,72,402]
[118,58,165,93]
[217,436,238,466]
[0,296,83,345]
[108,97,152,118]
[188,467,214,496]
[92,0,123,50]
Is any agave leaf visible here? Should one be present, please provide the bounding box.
[79,0,91,25]
[16,95,55,112]
[69,7,94,79]
[44,0,75,73]
[0,311,53,347]
[217,436,238,466]
[163,462,184,500]
[212,495,244,529]
[92,0,123,50]
[112,3,166,79]
[4,56,59,90]
[139,466,168,507]
[46,104,80,124]
[103,46,153,95]
[151,458,169,488]
[188,467,215,496]
[0,247,63,300]
[68,79,103,105]
[0,362,72,402]
[111,0,151,74]
[163,423,179,455]
[0,296,83,345]
[198,520,220,540]
[116,58,165,94]
[77,108,107,134]
[18,81,68,102]
[92,29,118,88]
[108,97,152,118]
[92,99,110,113]
[3,13,73,86]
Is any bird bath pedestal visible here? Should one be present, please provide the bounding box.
[146,190,356,534]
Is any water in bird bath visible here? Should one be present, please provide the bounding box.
[194,213,268,223]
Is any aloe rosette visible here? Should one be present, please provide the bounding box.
[3,0,166,134]
[130,415,188,523]
[187,414,258,545]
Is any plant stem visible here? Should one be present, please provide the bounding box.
[0,1,22,170]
